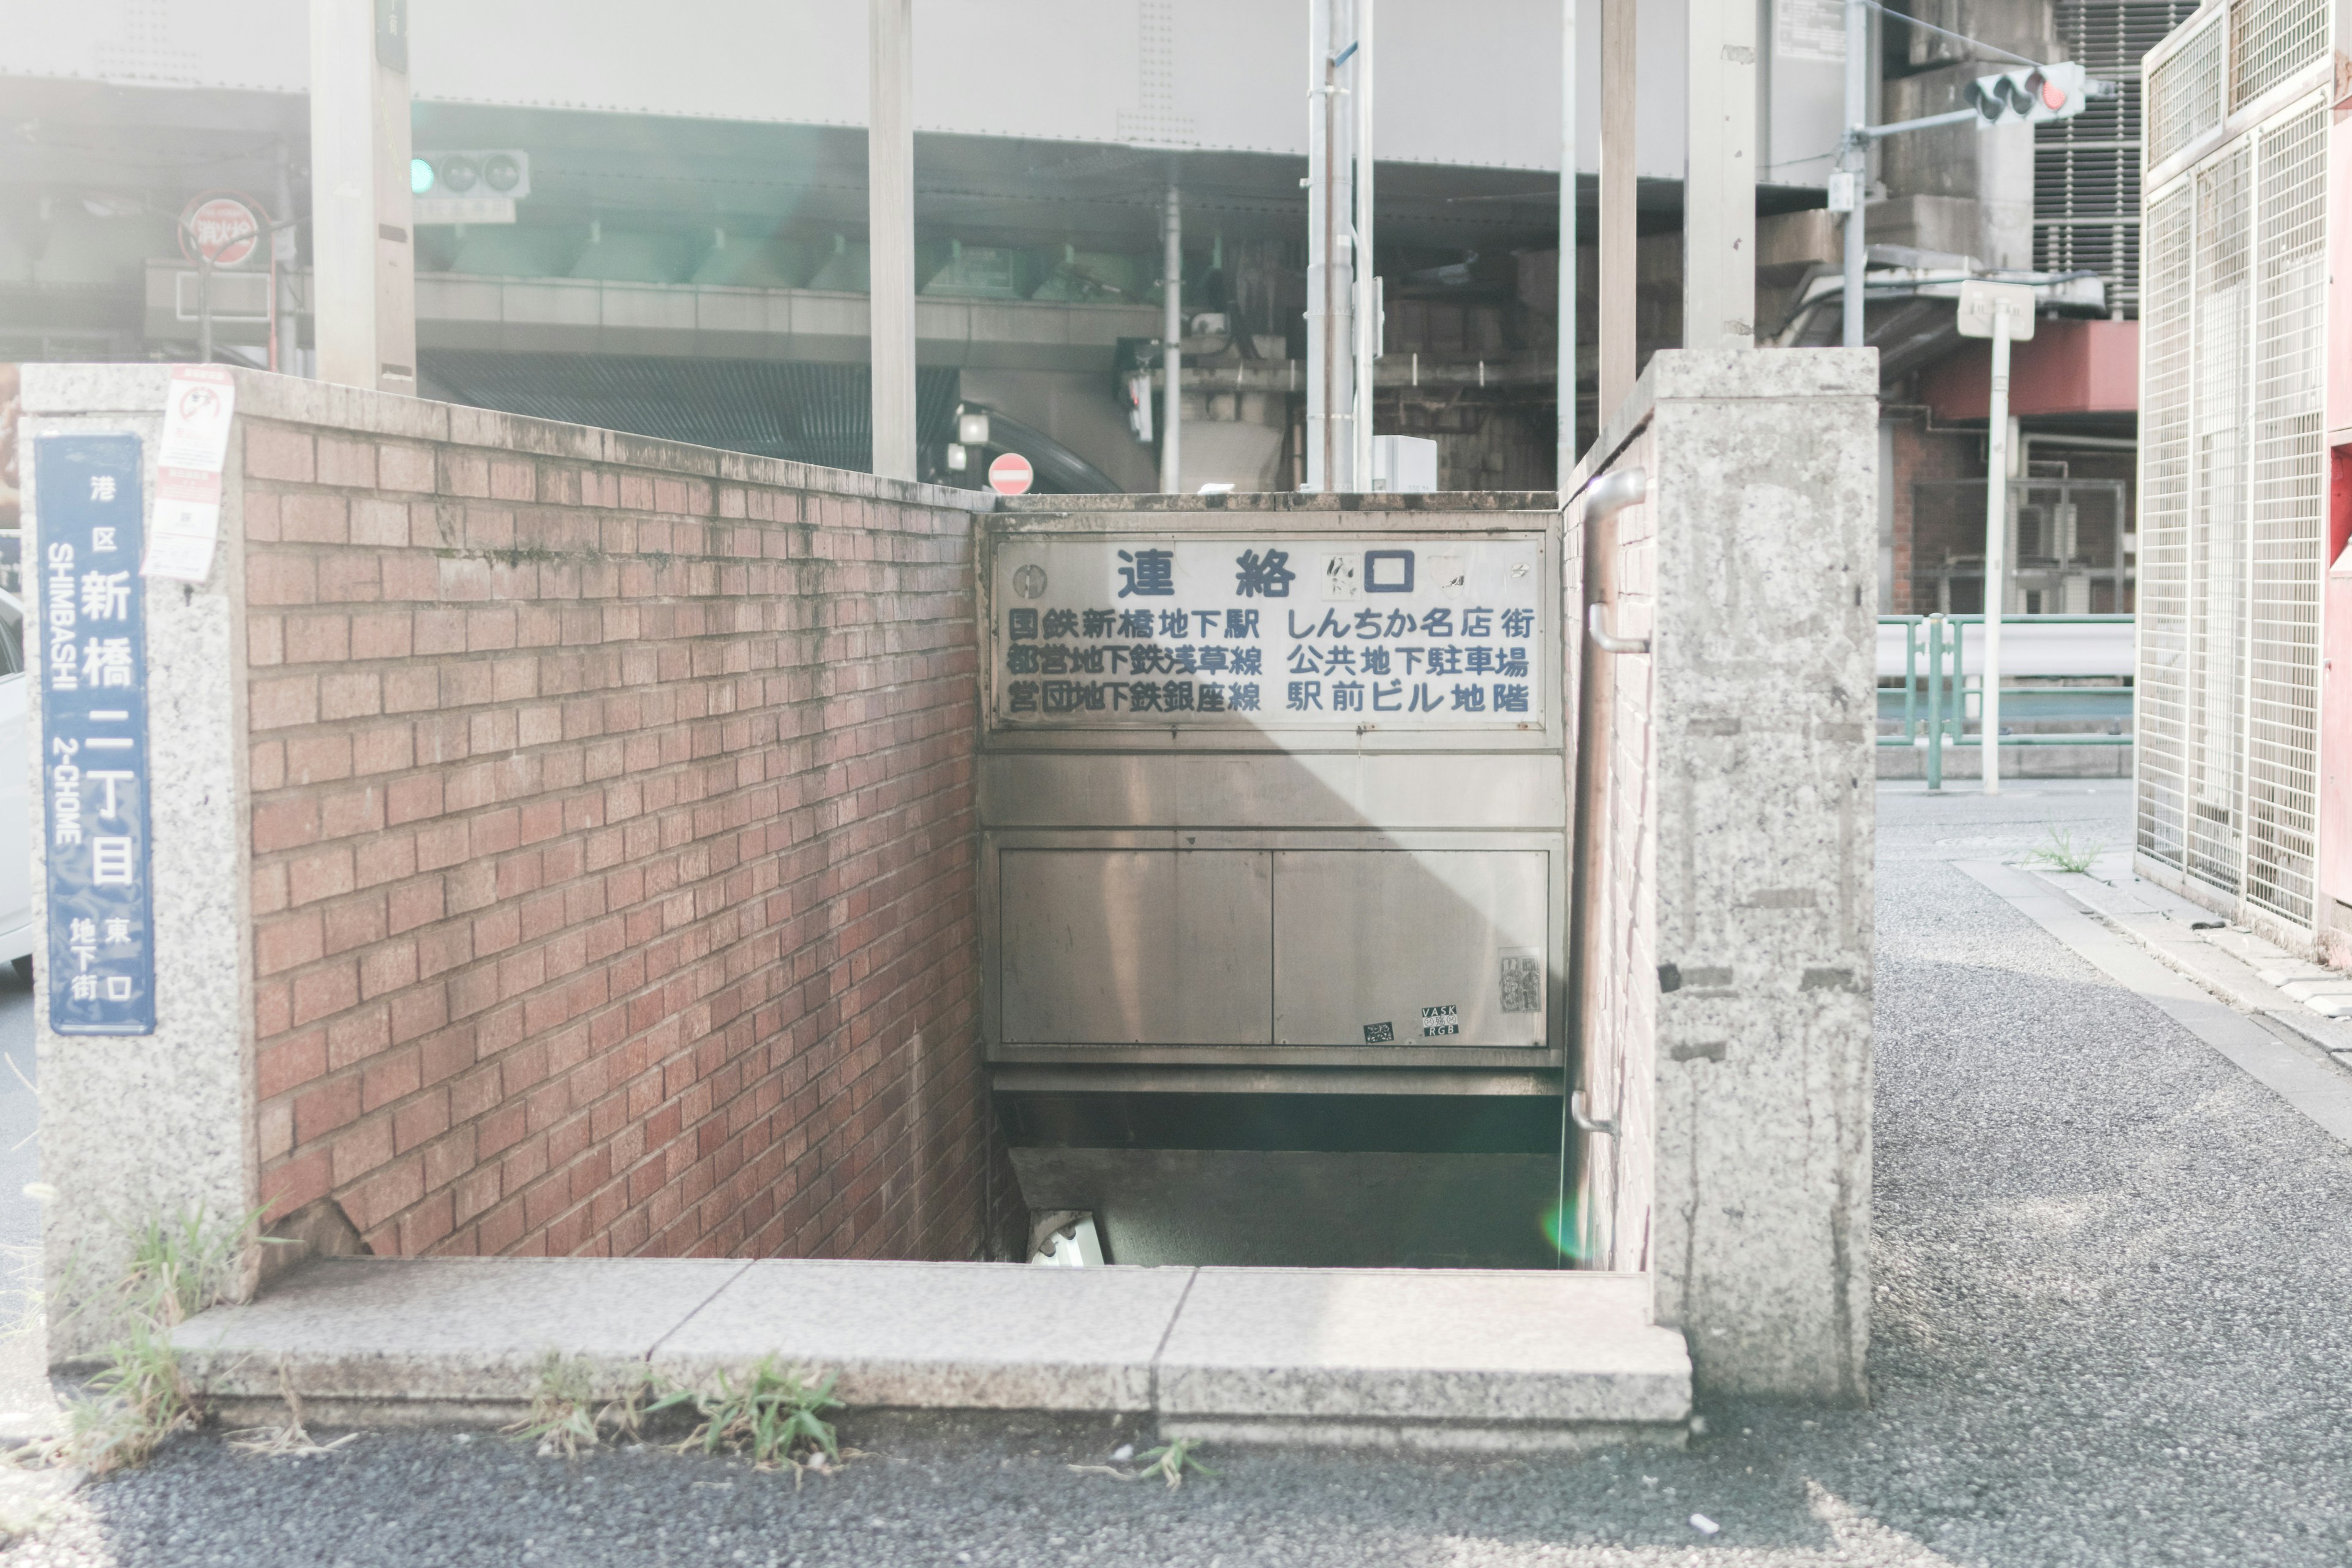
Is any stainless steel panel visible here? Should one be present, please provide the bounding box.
[1000,850,1273,1044]
[1272,850,1548,1048]
[981,752,1566,831]
[989,1065,1562,1097]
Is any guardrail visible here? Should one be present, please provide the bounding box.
[1880,613,2132,791]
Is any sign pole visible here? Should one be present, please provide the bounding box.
[1981,300,2011,795]
[1839,0,1866,348]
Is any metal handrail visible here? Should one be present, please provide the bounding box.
[1879,614,2133,791]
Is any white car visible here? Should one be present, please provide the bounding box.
[0,589,30,978]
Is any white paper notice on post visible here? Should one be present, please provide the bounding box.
[145,466,223,582]
[144,366,235,582]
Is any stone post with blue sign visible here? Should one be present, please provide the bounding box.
[20,367,255,1359]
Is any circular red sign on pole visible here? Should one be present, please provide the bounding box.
[987,451,1035,496]
[179,192,263,268]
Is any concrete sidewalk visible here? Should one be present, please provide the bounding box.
[168,1258,1692,1453]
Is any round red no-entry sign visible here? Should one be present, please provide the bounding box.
[987,451,1034,496]
[179,192,264,268]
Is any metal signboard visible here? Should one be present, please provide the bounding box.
[32,435,156,1035]
[988,533,1544,729]
[178,192,263,269]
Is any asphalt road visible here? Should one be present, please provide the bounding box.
[10,779,2352,1565]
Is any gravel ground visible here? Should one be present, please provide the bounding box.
[9,778,2352,1566]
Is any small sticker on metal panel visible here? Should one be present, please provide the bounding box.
[1499,951,1542,1013]
[1419,1005,1460,1037]
[1319,552,1361,600]
[1363,1021,1395,1044]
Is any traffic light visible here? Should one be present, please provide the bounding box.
[411,150,531,201]
[1962,61,2092,126]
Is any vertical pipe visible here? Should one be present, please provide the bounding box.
[1902,618,1917,742]
[1161,182,1183,495]
[1598,0,1636,416]
[1683,0,1757,349]
[1353,0,1376,489]
[1305,0,1330,489]
[274,141,300,377]
[1558,0,1578,484]
[1926,614,1945,791]
[1840,0,1868,349]
[867,0,918,481]
[1982,307,2013,794]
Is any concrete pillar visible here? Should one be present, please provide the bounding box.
[1597,0,1637,418]
[1683,0,1757,349]
[19,366,257,1359]
[868,0,918,483]
[1570,347,1879,1401]
[307,0,415,395]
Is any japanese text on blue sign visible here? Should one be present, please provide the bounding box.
[34,435,156,1035]
[992,537,1544,726]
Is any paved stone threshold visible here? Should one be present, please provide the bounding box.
[169,1258,1692,1453]
[1958,859,2352,1148]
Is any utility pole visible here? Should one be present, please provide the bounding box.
[1351,0,1377,490]
[868,0,917,482]
[1955,278,2034,796]
[1597,0,1635,416]
[1838,0,1868,349]
[307,0,416,394]
[1683,0,1757,349]
[1305,0,1359,492]
[1557,0,1577,483]
[1160,181,1183,494]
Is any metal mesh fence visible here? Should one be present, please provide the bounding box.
[2037,2,2202,312]
[2146,17,2224,166]
[2228,0,2328,111]
[2138,88,2329,932]
[2242,105,2326,924]
[2136,183,2194,866]
[2187,147,2250,895]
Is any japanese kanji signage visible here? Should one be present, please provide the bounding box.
[990,535,1545,728]
[33,434,156,1035]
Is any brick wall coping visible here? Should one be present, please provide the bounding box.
[19,363,1000,515]
[171,1255,1691,1450]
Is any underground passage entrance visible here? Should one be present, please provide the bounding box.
[976,495,1575,1269]
[24,352,1871,1422]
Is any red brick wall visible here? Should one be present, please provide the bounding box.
[236,417,1003,1263]
[1885,413,1981,612]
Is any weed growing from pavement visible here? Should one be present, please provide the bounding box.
[1069,1435,1216,1490]
[647,1357,842,1472]
[226,1367,358,1458]
[21,1204,273,1476]
[1135,1437,1216,1488]
[2026,828,2101,875]
[506,1354,658,1457]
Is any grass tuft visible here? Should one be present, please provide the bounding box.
[1069,1435,1217,1490]
[2025,828,2101,875]
[18,1204,272,1477]
[505,1354,657,1457]
[649,1357,841,1472]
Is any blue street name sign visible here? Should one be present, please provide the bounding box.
[32,434,157,1036]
